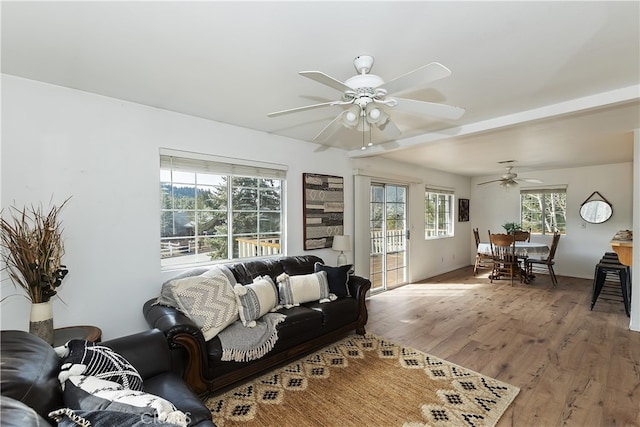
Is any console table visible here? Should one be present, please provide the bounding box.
[53,325,102,347]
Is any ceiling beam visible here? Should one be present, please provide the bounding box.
[348,85,640,159]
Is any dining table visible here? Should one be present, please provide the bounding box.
[477,241,550,258]
[477,241,550,283]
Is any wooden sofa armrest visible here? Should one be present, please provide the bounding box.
[143,299,211,395]
[347,275,371,334]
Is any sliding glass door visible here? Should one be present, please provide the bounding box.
[369,183,408,293]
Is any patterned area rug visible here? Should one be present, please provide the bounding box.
[205,334,519,427]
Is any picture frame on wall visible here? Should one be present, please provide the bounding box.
[458,198,469,222]
[302,173,344,250]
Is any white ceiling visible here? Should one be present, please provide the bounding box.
[2,1,639,178]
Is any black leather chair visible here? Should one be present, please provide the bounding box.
[0,328,215,426]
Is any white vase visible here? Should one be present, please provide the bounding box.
[29,301,54,345]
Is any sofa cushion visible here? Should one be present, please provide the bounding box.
[234,276,279,327]
[229,258,284,284]
[59,340,144,391]
[62,375,188,426]
[314,262,352,297]
[276,272,336,307]
[156,266,239,340]
[0,330,63,420]
[306,297,359,331]
[280,255,324,276]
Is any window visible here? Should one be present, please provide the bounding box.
[160,151,286,268]
[520,188,567,235]
[425,187,454,238]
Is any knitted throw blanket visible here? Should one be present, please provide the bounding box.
[218,313,286,362]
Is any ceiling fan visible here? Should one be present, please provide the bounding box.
[267,55,465,145]
[477,166,543,188]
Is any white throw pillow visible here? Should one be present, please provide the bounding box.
[276,271,336,308]
[234,276,280,327]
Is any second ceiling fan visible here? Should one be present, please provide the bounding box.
[477,166,543,188]
[268,55,465,144]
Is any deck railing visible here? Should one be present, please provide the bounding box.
[371,229,406,254]
[236,237,281,258]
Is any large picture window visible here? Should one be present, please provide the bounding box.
[520,188,567,235]
[425,187,454,238]
[160,151,286,268]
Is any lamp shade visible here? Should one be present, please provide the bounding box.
[332,235,351,252]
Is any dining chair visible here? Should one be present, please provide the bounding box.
[512,228,532,272]
[489,232,522,286]
[473,228,493,276]
[525,231,561,287]
[513,229,531,242]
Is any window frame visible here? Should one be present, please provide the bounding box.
[424,187,455,239]
[160,150,287,269]
[520,187,567,235]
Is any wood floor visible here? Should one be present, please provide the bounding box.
[365,266,640,427]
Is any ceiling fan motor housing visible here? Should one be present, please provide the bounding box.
[353,55,375,74]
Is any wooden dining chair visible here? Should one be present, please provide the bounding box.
[525,231,561,287]
[489,232,522,286]
[473,228,493,276]
[512,228,532,271]
[513,229,531,242]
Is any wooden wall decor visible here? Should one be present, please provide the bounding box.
[303,173,344,250]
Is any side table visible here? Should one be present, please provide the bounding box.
[53,325,102,347]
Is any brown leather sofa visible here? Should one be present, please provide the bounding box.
[0,328,215,426]
[144,255,371,395]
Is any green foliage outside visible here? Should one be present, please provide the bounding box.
[161,174,282,262]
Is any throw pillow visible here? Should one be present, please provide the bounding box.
[49,407,184,427]
[276,271,337,308]
[156,265,239,340]
[234,276,279,327]
[58,340,143,391]
[314,262,352,297]
[62,376,188,427]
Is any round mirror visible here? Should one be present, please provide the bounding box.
[580,200,612,224]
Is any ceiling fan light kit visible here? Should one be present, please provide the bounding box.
[268,55,465,147]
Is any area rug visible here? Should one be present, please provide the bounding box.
[205,334,519,427]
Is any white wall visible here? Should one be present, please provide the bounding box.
[471,163,634,279]
[1,75,474,339]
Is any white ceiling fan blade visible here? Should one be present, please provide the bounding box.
[268,100,351,117]
[299,71,352,93]
[313,111,347,142]
[379,62,452,95]
[518,178,544,184]
[477,179,504,186]
[392,97,465,120]
[377,118,402,140]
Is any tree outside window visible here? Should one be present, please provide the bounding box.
[160,154,284,268]
[520,189,566,234]
[425,188,454,238]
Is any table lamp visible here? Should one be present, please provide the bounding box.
[332,235,350,266]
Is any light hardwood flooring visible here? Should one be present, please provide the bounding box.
[365,266,640,426]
